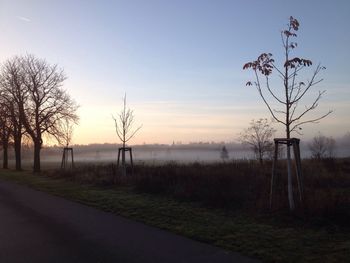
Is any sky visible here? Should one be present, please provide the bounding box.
[0,0,349,145]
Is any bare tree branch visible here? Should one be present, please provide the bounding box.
[253,71,286,126]
[112,94,142,147]
[290,110,333,133]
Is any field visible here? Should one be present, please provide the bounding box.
[1,158,350,262]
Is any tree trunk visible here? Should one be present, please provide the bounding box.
[2,141,9,169]
[14,133,22,171]
[122,141,126,176]
[122,146,126,168]
[284,27,295,211]
[259,149,263,165]
[33,140,41,173]
[286,125,295,211]
[286,144,295,210]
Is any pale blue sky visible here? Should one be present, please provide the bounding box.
[1,0,349,144]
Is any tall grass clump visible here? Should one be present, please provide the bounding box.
[133,161,270,211]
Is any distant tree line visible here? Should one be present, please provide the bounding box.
[0,54,78,172]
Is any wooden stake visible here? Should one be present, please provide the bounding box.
[61,147,74,169]
[116,147,134,176]
[270,138,304,209]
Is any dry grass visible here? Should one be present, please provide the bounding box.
[46,158,350,224]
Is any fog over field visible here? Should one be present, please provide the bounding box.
[11,134,350,168]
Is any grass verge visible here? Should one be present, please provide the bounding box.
[1,169,349,263]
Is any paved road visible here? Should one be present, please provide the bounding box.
[0,179,259,263]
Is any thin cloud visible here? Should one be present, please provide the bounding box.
[16,16,31,22]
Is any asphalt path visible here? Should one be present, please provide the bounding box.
[0,179,259,263]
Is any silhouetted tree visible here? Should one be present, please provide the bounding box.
[0,56,28,170]
[58,117,77,169]
[309,134,336,160]
[58,117,75,147]
[239,118,275,165]
[19,54,79,173]
[243,16,332,210]
[220,146,229,162]
[343,132,350,148]
[113,94,142,175]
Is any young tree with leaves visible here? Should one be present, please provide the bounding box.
[243,16,332,210]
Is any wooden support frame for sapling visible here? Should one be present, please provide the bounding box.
[59,118,77,170]
[61,147,75,169]
[117,147,134,175]
[270,138,304,209]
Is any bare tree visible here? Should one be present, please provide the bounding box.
[0,57,28,170]
[18,54,79,173]
[342,132,350,148]
[243,16,332,210]
[309,134,336,160]
[220,145,229,162]
[57,117,77,169]
[112,94,142,174]
[58,117,75,147]
[239,118,276,165]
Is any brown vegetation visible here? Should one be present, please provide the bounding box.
[47,158,350,225]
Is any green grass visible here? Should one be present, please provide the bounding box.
[1,168,349,263]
